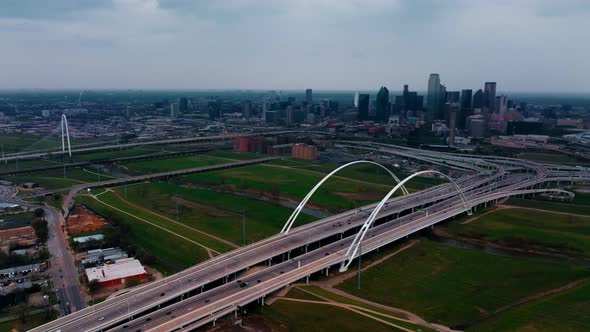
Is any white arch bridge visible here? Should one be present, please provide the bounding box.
[32,161,588,332]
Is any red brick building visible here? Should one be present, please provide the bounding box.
[292,143,317,161]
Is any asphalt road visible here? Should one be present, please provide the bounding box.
[43,206,86,315]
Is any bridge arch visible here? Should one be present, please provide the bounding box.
[280,160,408,235]
[339,170,471,271]
[61,114,72,157]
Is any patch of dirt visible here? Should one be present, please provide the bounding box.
[145,265,163,280]
[27,292,45,306]
[0,226,36,248]
[66,206,108,234]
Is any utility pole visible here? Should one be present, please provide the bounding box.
[242,209,246,246]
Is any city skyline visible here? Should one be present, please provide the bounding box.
[1,0,589,92]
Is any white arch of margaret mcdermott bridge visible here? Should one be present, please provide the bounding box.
[280,160,409,235]
[340,169,472,272]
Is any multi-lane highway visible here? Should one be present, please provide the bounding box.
[22,156,279,215]
[31,147,590,332]
[0,133,244,162]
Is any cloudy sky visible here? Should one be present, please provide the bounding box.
[1,0,589,92]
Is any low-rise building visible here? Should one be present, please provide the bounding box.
[292,143,317,161]
[73,234,105,244]
[85,258,147,287]
[81,247,128,266]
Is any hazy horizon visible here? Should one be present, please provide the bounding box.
[1,1,589,92]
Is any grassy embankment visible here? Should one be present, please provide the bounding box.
[336,239,590,329]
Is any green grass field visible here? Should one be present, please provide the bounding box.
[120,155,228,174]
[518,152,585,165]
[0,158,59,173]
[111,182,316,244]
[444,208,590,258]
[268,158,444,191]
[0,133,43,153]
[1,167,116,189]
[283,286,432,330]
[470,279,590,331]
[182,163,401,212]
[506,194,590,216]
[71,146,165,161]
[77,194,215,274]
[205,150,264,160]
[0,211,35,221]
[336,239,590,329]
[0,311,59,331]
[264,300,407,332]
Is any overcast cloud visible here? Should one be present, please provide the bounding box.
[1,0,589,92]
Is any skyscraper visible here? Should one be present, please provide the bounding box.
[243,100,251,118]
[446,91,460,103]
[170,102,179,117]
[305,89,313,105]
[427,74,440,121]
[449,108,457,146]
[376,86,389,122]
[472,89,484,109]
[495,95,507,114]
[460,89,472,110]
[262,101,269,122]
[483,82,497,114]
[353,91,359,108]
[357,94,370,121]
[427,74,446,121]
[438,84,447,120]
[179,97,188,112]
[459,89,473,129]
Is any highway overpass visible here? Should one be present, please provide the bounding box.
[31,150,590,332]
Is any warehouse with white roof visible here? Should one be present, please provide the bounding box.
[85,258,147,287]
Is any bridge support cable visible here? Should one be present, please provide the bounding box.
[280,160,408,235]
[339,170,471,272]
